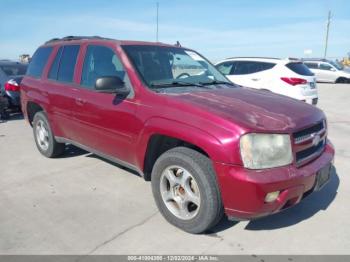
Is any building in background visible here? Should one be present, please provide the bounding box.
[19,54,31,63]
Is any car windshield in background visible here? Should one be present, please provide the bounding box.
[330,60,344,70]
[0,64,27,76]
[286,62,314,76]
[122,45,232,90]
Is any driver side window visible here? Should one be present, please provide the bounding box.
[81,45,126,89]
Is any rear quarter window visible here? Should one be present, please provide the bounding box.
[286,62,314,76]
[26,47,53,78]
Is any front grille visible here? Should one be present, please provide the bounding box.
[293,120,326,166]
[296,139,325,164]
[293,121,324,144]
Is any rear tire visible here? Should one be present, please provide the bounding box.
[33,111,65,158]
[151,147,223,234]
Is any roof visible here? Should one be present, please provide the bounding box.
[216,57,301,64]
[301,58,329,62]
[43,35,180,48]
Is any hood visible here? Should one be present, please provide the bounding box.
[167,86,324,132]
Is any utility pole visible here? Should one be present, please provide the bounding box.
[156,2,159,42]
[324,10,331,58]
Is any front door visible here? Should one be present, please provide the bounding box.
[71,44,141,165]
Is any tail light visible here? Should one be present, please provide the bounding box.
[281,77,307,86]
[4,79,20,92]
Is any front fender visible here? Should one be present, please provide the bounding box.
[135,116,241,170]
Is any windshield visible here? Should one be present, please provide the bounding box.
[329,60,344,70]
[0,64,27,77]
[122,45,232,90]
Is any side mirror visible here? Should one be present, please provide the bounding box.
[330,68,336,72]
[95,76,130,96]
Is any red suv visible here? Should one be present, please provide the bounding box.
[21,36,335,233]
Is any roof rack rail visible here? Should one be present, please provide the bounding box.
[300,58,328,62]
[286,57,300,61]
[226,56,281,60]
[45,35,108,44]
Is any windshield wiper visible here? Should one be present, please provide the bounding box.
[199,80,235,86]
[150,80,208,89]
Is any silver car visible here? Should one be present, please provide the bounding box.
[303,59,350,83]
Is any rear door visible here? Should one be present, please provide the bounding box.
[71,44,139,164]
[45,45,81,139]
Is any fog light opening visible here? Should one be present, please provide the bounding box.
[265,191,280,203]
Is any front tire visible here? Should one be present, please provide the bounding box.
[151,147,223,234]
[33,111,65,158]
[336,77,347,84]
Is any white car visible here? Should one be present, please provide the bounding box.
[303,59,350,83]
[215,57,318,105]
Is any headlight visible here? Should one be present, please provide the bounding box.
[240,133,293,169]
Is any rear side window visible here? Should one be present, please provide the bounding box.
[304,62,318,69]
[233,61,275,75]
[26,47,53,78]
[48,47,63,80]
[286,62,314,76]
[56,45,80,82]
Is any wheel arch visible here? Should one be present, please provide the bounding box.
[26,101,44,126]
[136,117,231,181]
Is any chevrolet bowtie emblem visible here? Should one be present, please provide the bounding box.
[311,133,321,146]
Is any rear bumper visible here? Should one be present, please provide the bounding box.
[214,141,335,220]
[4,91,20,107]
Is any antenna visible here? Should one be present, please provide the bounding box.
[156,2,159,42]
[324,10,331,58]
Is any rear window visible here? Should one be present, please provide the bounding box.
[286,62,314,76]
[0,64,27,76]
[27,47,53,78]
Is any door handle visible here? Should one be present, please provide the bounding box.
[251,78,260,81]
[75,98,86,106]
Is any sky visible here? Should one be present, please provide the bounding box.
[0,0,349,62]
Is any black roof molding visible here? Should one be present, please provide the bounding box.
[45,35,112,44]
[301,58,329,62]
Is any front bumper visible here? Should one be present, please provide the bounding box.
[214,141,335,220]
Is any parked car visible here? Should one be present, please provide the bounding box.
[303,58,350,83]
[0,60,27,111]
[0,95,9,120]
[21,36,334,233]
[215,57,318,105]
